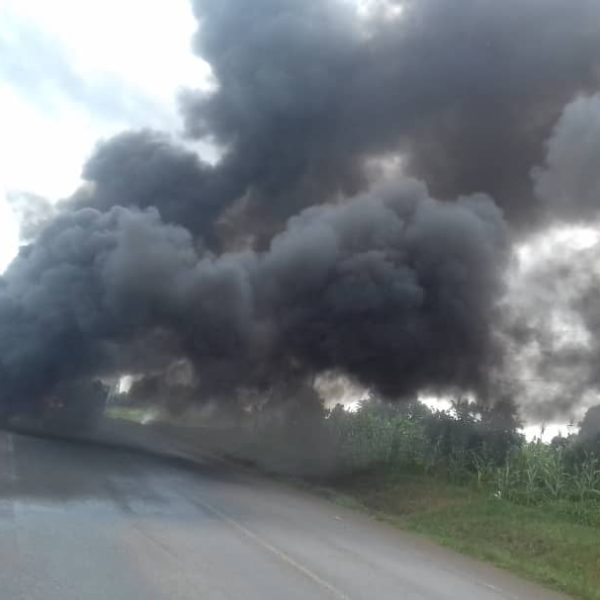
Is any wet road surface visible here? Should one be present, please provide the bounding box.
[0,430,570,600]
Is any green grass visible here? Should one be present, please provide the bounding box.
[105,406,159,424]
[329,469,600,600]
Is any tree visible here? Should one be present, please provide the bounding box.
[579,405,600,441]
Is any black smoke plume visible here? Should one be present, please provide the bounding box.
[183,0,600,230]
[78,0,600,240]
[2,0,600,421]
[0,181,507,414]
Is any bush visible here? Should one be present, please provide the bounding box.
[322,398,600,510]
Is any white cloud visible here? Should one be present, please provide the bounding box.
[0,193,18,272]
[0,0,212,272]
[522,423,577,443]
[1,0,210,105]
[353,0,404,21]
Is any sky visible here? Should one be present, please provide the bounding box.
[0,0,212,270]
[0,0,400,270]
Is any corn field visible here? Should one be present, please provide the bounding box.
[323,399,600,507]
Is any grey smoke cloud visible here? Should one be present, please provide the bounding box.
[497,93,600,420]
[2,0,600,419]
[77,0,600,245]
[77,130,220,245]
[180,0,600,230]
[500,227,600,421]
[533,94,600,221]
[0,182,506,411]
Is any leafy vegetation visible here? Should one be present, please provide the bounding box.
[322,399,600,506]
[314,399,600,599]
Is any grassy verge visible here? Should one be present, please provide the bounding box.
[105,406,160,424]
[328,470,600,600]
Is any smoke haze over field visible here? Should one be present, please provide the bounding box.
[2,0,600,421]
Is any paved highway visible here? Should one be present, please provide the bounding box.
[0,430,569,600]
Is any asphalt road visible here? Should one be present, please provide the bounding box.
[0,430,569,600]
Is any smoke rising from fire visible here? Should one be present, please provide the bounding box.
[0,181,507,411]
[1,0,600,419]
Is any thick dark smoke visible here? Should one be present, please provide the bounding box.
[2,0,600,421]
[74,131,220,247]
[76,0,600,240]
[0,181,506,413]
[182,0,600,229]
